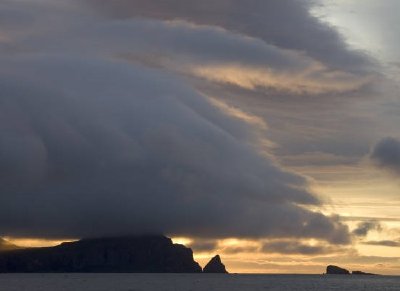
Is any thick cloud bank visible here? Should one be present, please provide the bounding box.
[83,0,370,71]
[0,56,349,243]
[0,0,351,243]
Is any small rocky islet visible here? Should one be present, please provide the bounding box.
[326,265,377,275]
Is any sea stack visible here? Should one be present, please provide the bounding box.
[203,255,228,273]
[326,265,350,275]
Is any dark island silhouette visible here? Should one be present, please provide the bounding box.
[0,236,228,273]
[326,265,350,275]
[1,237,380,275]
[203,255,228,273]
[326,265,377,275]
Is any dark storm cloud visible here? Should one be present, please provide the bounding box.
[1,0,378,161]
[4,12,369,95]
[0,0,355,244]
[83,0,372,72]
[0,2,33,29]
[370,137,400,175]
[0,55,350,243]
[352,221,382,237]
[75,0,385,163]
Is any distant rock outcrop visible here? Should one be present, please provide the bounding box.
[326,265,378,275]
[326,265,350,275]
[203,255,228,273]
[0,236,202,273]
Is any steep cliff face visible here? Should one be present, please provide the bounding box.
[203,255,228,273]
[0,236,202,273]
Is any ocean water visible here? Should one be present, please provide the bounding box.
[0,274,399,291]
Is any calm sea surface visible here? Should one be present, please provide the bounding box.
[0,274,399,291]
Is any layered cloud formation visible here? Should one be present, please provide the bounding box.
[0,54,351,243]
[0,0,382,245]
[83,0,371,70]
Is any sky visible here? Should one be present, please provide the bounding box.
[0,0,399,274]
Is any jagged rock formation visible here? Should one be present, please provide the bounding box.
[0,238,20,252]
[203,255,228,273]
[326,265,350,275]
[352,270,376,275]
[0,236,202,273]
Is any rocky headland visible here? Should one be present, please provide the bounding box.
[0,236,228,273]
[0,236,203,273]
